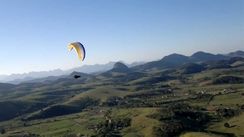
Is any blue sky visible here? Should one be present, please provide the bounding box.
[0,0,243,75]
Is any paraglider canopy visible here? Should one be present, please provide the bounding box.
[68,42,86,61]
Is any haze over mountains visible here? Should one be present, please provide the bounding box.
[0,50,243,84]
[0,62,144,84]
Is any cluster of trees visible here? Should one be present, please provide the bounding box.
[1,128,5,134]
[23,133,40,137]
[104,96,162,108]
[213,76,244,84]
[151,103,210,136]
[0,101,48,122]
[103,88,174,108]
[216,107,241,118]
[153,122,183,137]
[103,96,123,107]
[94,117,131,137]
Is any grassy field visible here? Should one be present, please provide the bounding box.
[121,108,160,137]
[208,113,244,137]
[0,110,104,137]
[0,107,162,137]
[65,86,133,104]
[209,91,244,107]
[180,132,223,137]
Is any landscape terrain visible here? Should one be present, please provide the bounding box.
[0,50,244,137]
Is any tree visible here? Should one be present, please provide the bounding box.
[1,128,6,134]
[224,122,230,128]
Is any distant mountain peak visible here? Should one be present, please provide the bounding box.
[111,62,130,72]
[161,53,189,64]
[162,53,187,59]
[228,50,244,57]
[191,51,228,62]
[232,50,244,53]
[113,62,128,69]
[191,51,213,57]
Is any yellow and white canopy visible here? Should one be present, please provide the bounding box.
[68,42,86,61]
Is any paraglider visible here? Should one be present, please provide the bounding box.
[74,75,81,79]
[68,42,86,61]
[68,42,86,79]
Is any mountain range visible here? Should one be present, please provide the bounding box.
[0,50,243,84]
[0,62,144,84]
[133,50,244,71]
